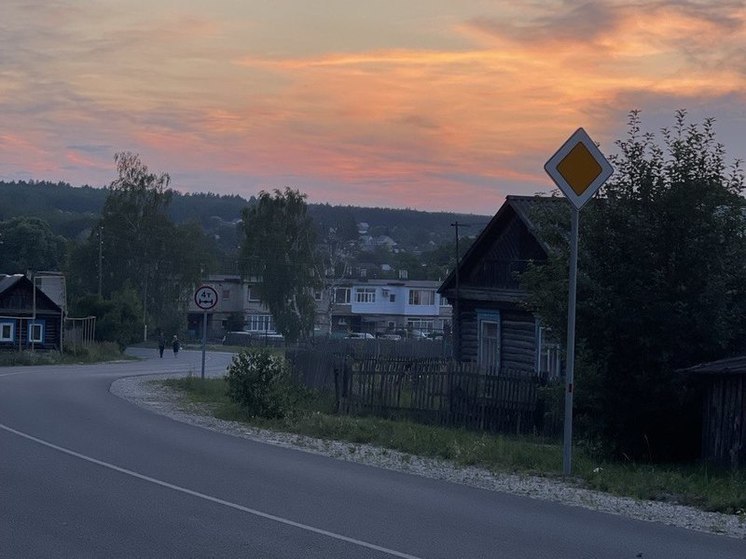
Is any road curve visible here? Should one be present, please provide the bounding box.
[1,349,744,558]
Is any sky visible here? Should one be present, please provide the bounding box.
[1,1,744,214]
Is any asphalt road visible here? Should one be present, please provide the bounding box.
[1,349,744,558]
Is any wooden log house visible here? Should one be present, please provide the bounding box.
[438,196,565,378]
[0,274,63,351]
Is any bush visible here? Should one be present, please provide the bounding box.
[225,348,297,418]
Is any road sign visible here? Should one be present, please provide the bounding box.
[544,127,613,210]
[194,285,218,310]
[544,127,613,476]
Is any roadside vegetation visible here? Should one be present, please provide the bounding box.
[159,348,746,516]
[0,342,129,366]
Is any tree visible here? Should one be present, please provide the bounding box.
[239,188,320,342]
[71,286,143,349]
[98,152,173,301]
[0,216,66,273]
[316,225,357,334]
[522,111,746,460]
[68,153,213,338]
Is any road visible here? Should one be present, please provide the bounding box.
[1,349,744,558]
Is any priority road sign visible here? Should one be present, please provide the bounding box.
[544,126,613,476]
[544,127,613,210]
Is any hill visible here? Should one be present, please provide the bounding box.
[0,180,488,253]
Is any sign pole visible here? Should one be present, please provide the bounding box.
[201,311,207,380]
[193,284,219,381]
[544,127,613,476]
[563,206,579,475]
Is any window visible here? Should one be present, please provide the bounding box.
[247,314,273,332]
[355,288,376,303]
[247,288,261,302]
[536,326,562,379]
[408,289,435,305]
[0,322,14,342]
[389,294,396,303]
[334,288,351,304]
[314,291,323,302]
[440,296,449,306]
[479,321,499,374]
[477,312,500,374]
[28,321,44,343]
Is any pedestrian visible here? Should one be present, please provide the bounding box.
[158,333,165,358]
[172,335,180,357]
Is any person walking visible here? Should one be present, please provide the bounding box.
[158,333,165,358]
[172,335,180,357]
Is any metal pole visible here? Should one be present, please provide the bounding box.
[201,311,207,379]
[143,277,148,342]
[450,222,461,360]
[563,207,579,475]
[98,225,103,297]
[31,274,36,352]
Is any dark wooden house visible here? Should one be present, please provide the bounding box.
[438,196,564,377]
[681,356,746,470]
[0,274,63,351]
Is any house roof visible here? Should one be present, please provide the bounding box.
[679,355,746,376]
[0,273,63,313]
[438,195,566,294]
[0,274,25,295]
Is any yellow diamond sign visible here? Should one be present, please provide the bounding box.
[545,128,613,209]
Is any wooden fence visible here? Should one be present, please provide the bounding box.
[286,348,562,437]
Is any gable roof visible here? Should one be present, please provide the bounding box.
[438,195,565,294]
[0,274,25,295]
[0,274,63,313]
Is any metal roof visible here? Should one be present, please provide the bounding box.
[679,356,746,376]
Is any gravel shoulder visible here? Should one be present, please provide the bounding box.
[111,373,746,540]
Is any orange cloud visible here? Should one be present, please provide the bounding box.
[2,1,745,213]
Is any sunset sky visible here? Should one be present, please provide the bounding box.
[1,1,744,214]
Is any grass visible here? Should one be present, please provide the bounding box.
[159,376,746,515]
[0,342,131,366]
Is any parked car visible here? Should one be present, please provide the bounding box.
[379,333,402,340]
[222,331,252,345]
[345,332,375,339]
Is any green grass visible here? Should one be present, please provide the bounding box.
[159,376,746,515]
[0,342,131,366]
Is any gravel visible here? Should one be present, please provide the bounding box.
[111,373,746,540]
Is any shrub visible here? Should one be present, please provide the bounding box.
[225,348,296,418]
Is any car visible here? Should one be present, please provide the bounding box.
[344,332,375,339]
[222,331,252,345]
[379,333,402,340]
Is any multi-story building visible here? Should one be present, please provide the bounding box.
[188,275,452,339]
[323,279,451,336]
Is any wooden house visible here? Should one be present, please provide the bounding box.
[0,274,63,351]
[681,356,746,470]
[438,196,564,377]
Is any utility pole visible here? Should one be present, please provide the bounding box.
[450,222,468,360]
[98,225,103,297]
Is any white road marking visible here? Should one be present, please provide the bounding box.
[0,422,423,559]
